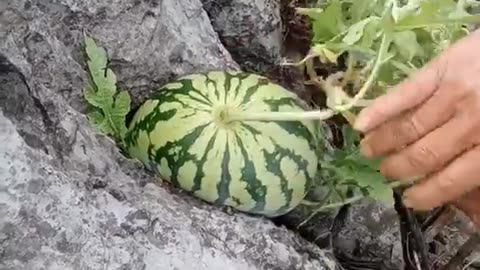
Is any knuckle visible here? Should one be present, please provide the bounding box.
[436,171,456,192]
[456,95,480,141]
[456,85,480,113]
[398,116,424,143]
[406,144,439,170]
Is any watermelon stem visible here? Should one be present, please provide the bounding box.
[225,34,391,124]
[226,109,335,122]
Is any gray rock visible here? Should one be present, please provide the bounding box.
[0,0,238,111]
[0,110,338,270]
[275,198,403,269]
[200,0,312,109]
[467,248,480,269]
[201,0,283,73]
[0,0,340,269]
[335,200,403,268]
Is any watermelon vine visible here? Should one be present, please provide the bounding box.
[81,0,480,218]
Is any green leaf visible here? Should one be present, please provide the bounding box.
[84,37,116,98]
[394,0,480,29]
[87,111,114,135]
[392,30,425,61]
[307,0,345,42]
[358,17,382,48]
[82,35,132,144]
[345,152,383,171]
[341,124,359,148]
[319,123,394,206]
[110,90,131,137]
[353,169,394,206]
[349,0,377,22]
[84,84,114,110]
[342,17,380,45]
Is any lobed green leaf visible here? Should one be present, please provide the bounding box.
[82,35,132,145]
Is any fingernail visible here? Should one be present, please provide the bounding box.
[354,116,369,131]
[354,110,371,131]
[359,140,373,157]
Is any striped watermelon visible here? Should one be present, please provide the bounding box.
[124,71,322,217]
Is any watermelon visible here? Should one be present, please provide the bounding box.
[123,71,322,217]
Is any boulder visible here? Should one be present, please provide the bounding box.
[0,0,340,269]
[200,0,283,73]
[200,0,311,100]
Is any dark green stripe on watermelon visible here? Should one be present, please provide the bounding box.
[155,81,213,109]
[215,138,232,205]
[152,123,211,188]
[123,105,176,150]
[223,71,250,102]
[240,77,270,106]
[190,131,217,193]
[239,122,313,213]
[234,134,267,212]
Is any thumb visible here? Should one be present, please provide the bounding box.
[354,59,445,132]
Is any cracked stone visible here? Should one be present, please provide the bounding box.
[0,1,340,269]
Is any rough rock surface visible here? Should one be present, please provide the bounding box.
[467,247,480,268]
[0,0,341,269]
[275,198,403,269]
[0,0,238,111]
[200,0,313,111]
[200,0,283,73]
[334,201,403,268]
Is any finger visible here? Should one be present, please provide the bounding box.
[379,111,475,180]
[454,188,480,228]
[355,28,480,133]
[359,81,463,157]
[402,144,480,211]
[354,54,446,133]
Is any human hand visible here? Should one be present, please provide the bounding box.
[353,28,480,226]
